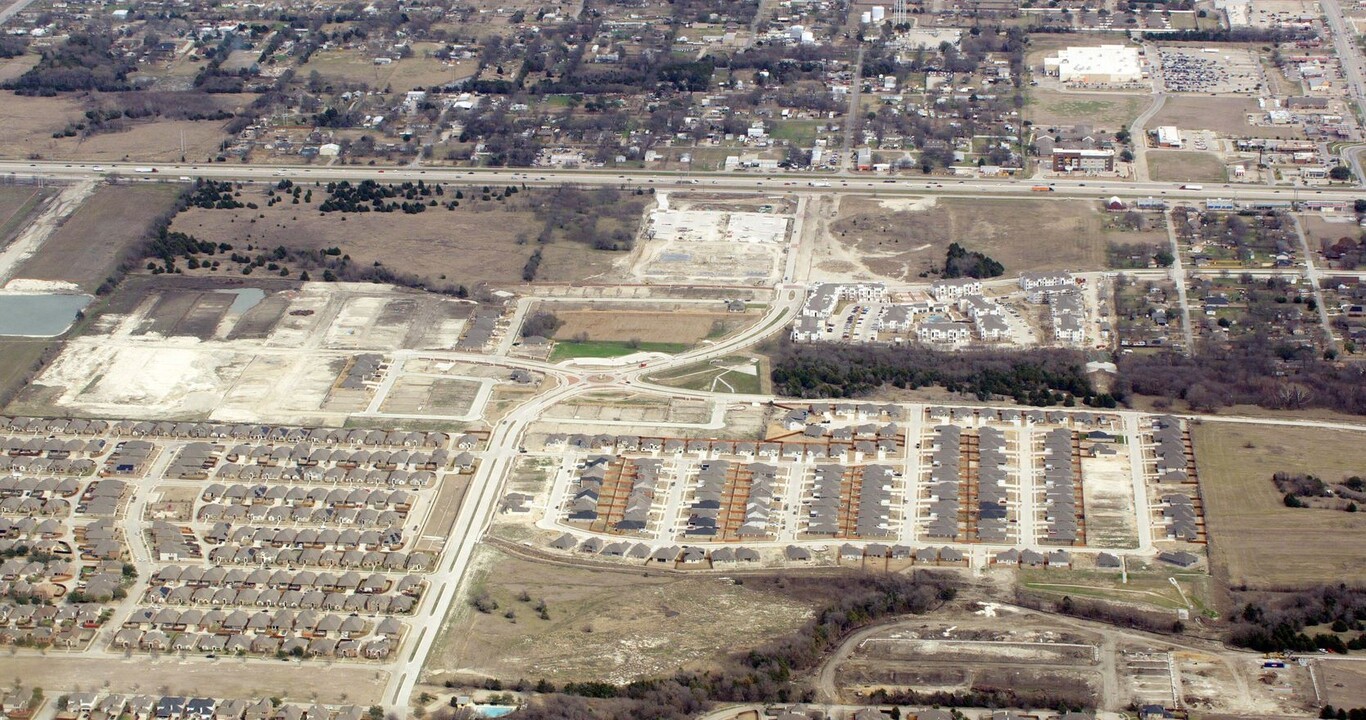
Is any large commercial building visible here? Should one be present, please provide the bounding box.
[1051,148,1115,173]
[1044,45,1143,85]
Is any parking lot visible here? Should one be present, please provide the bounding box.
[1158,47,1264,94]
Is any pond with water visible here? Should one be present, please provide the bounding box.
[0,294,91,337]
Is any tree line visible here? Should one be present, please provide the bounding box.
[7,33,136,95]
[1229,585,1366,654]
[769,340,1100,405]
[1116,337,1366,415]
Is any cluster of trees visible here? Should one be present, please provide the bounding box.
[869,687,1090,713]
[941,242,1004,279]
[186,180,249,210]
[521,249,543,282]
[1108,242,1174,270]
[0,35,27,58]
[53,92,234,139]
[520,312,562,339]
[507,573,957,720]
[1229,586,1366,653]
[521,185,646,251]
[7,34,137,94]
[1116,338,1366,414]
[769,341,1096,404]
[318,179,454,214]
[1276,472,1362,512]
[1322,706,1366,720]
[1141,28,1313,42]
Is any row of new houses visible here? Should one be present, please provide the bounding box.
[54,695,368,720]
[684,461,776,539]
[807,464,897,537]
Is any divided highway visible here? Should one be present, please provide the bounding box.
[0,160,1360,205]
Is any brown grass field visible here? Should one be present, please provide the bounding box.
[0,94,86,156]
[172,191,633,287]
[1150,96,1306,139]
[1027,89,1149,130]
[0,340,52,408]
[1320,662,1366,709]
[423,545,819,685]
[1298,215,1360,250]
[833,196,1168,280]
[0,655,383,704]
[0,55,38,83]
[0,93,238,162]
[0,185,51,248]
[17,183,184,291]
[1193,421,1366,589]
[552,309,746,344]
[1147,150,1228,183]
[303,45,477,92]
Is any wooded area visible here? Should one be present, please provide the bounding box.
[769,341,1098,405]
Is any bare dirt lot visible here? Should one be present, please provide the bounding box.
[424,546,817,685]
[1193,422,1366,589]
[826,196,1167,281]
[1319,661,1366,709]
[1147,150,1228,183]
[17,183,184,291]
[832,614,1103,708]
[551,308,750,345]
[1149,96,1306,139]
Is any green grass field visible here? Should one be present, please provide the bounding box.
[549,340,690,361]
[769,120,823,145]
[1020,568,1214,615]
[648,355,764,394]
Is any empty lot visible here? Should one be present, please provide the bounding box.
[1150,96,1306,138]
[831,196,1168,280]
[1147,151,1228,183]
[1027,90,1148,130]
[552,308,749,345]
[1193,422,1366,588]
[423,546,817,685]
[171,188,638,288]
[0,185,52,251]
[17,183,184,291]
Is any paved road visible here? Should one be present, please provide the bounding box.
[7,156,1363,714]
[1321,0,1366,164]
[1161,209,1196,353]
[0,160,1360,204]
[0,0,39,25]
[1289,214,1338,351]
[839,48,865,173]
[1129,43,1167,183]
